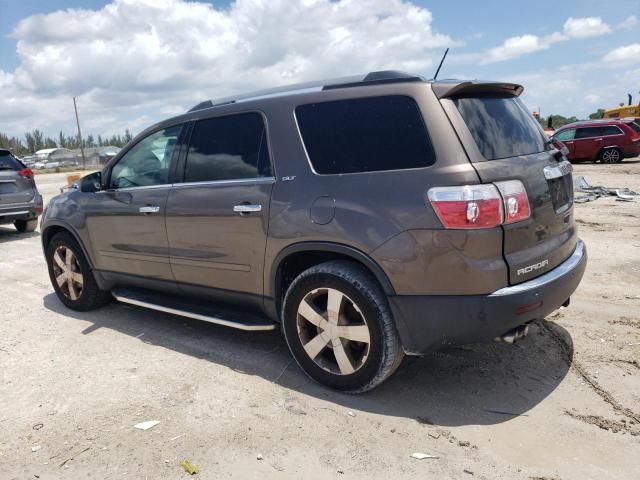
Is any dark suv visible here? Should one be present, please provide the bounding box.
[41,72,587,392]
[0,149,43,233]
[551,118,640,163]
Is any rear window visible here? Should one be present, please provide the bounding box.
[627,121,640,134]
[295,96,435,174]
[0,151,24,171]
[453,95,547,160]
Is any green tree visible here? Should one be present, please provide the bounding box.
[588,109,605,119]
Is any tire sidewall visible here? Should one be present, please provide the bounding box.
[282,269,387,392]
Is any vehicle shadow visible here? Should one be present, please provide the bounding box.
[0,226,39,244]
[43,293,573,427]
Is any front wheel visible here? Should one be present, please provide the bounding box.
[46,232,111,311]
[282,260,404,393]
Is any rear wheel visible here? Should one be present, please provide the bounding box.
[46,232,111,311]
[14,219,37,233]
[282,260,404,393]
[600,148,622,164]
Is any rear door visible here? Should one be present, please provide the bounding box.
[441,91,576,285]
[0,152,35,207]
[165,112,274,308]
[574,127,604,160]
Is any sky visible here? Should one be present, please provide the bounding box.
[0,0,638,139]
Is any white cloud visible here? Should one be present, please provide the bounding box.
[618,15,638,29]
[0,0,457,138]
[562,17,611,38]
[481,16,611,64]
[603,43,640,64]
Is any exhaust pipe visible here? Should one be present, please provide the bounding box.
[495,324,530,344]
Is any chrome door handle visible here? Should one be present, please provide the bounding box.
[139,205,160,214]
[233,204,262,213]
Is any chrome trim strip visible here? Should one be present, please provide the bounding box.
[98,183,172,193]
[112,293,276,331]
[172,177,275,188]
[0,210,30,216]
[490,239,585,296]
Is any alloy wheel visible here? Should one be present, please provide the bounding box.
[296,287,371,375]
[51,246,84,301]
[602,149,620,163]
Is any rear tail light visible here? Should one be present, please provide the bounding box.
[428,180,531,229]
[18,167,34,179]
[495,180,531,224]
[427,184,503,229]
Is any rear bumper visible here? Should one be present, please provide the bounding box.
[0,194,43,224]
[389,239,587,354]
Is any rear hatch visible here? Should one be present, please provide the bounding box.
[437,83,576,284]
[0,151,36,206]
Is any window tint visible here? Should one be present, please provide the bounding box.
[575,127,605,139]
[110,125,182,188]
[295,96,435,174]
[0,151,23,171]
[628,121,640,134]
[184,113,271,183]
[554,129,575,141]
[601,125,622,136]
[453,95,547,160]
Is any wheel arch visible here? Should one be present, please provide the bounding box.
[41,221,95,270]
[598,145,623,162]
[270,242,396,319]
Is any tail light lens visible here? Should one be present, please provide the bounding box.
[495,180,531,224]
[18,167,34,179]
[428,180,531,229]
[427,184,503,229]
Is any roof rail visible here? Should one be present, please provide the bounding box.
[322,70,424,90]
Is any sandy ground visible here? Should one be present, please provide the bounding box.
[1,162,639,479]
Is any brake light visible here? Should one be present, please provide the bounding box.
[495,180,531,224]
[427,184,503,229]
[18,167,34,179]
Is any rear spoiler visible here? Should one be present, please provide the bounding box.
[432,81,524,99]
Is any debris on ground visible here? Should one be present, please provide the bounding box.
[410,452,439,460]
[428,431,440,439]
[257,454,264,460]
[58,447,90,468]
[180,459,198,475]
[134,420,159,431]
[574,176,639,203]
[32,423,44,430]
[347,411,355,417]
[31,446,41,452]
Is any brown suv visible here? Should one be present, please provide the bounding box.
[41,71,587,392]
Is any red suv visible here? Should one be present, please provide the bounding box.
[551,119,640,163]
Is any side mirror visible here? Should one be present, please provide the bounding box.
[80,171,102,193]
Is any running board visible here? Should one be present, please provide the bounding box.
[112,288,277,331]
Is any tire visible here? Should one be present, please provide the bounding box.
[14,219,38,233]
[282,260,404,393]
[46,232,111,311]
[599,148,622,164]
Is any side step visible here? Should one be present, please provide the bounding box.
[112,288,277,331]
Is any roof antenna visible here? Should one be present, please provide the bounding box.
[432,48,449,81]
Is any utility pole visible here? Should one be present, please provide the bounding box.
[73,97,87,170]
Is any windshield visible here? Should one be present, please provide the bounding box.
[454,95,547,160]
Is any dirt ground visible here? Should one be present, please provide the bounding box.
[1,161,639,479]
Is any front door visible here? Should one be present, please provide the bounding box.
[165,112,274,308]
[84,125,183,283]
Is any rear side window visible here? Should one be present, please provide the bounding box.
[0,151,24,171]
[601,125,622,136]
[184,113,272,183]
[295,96,435,174]
[576,127,608,139]
[453,95,546,160]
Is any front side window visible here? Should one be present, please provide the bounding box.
[554,129,575,141]
[110,125,182,188]
[453,95,547,160]
[184,113,271,183]
[295,96,435,174]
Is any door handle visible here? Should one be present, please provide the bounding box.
[139,205,160,214]
[233,204,262,213]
